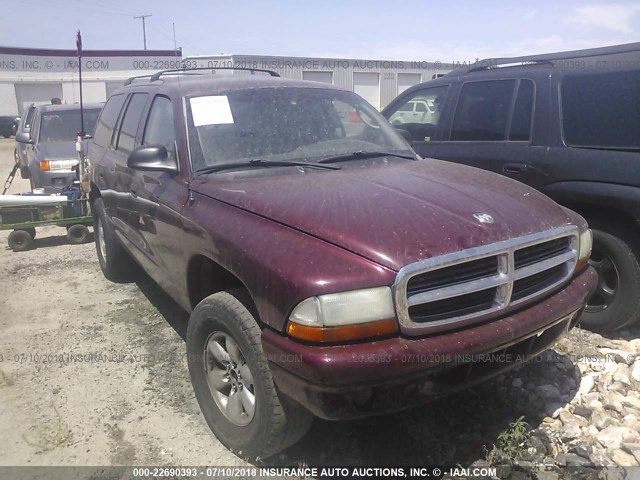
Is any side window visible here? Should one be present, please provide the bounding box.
[92,94,126,147]
[509,80,535,141]
[561,71,640,148]
[142,96,176,159]
[451,80,516,141]
[115,93,148,155]
[386,85,450,142]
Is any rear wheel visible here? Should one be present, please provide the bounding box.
[8,229,34,252]
[93,198,137,282]
[187,290,312,459]
[66,224,90,244]
[579,225,640,332]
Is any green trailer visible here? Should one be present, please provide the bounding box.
[0,197,92,251]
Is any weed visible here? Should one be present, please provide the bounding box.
[0,368,14,387]
[23,407,74,453]
[485,416,530,465]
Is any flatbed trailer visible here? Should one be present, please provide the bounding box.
[0,196,92,251]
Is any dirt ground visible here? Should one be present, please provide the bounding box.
[0,137,637,473]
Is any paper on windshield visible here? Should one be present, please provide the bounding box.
[190,96,234,127]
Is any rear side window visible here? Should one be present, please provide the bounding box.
[451,80,516,141]
[115,93,148,155]
[561,71,640,148]
[509,80,535,141]
[143,96,176,159]
[93,94,125,147]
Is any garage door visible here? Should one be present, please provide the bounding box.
[397,73,422,95]
[15,83,63,115]
[302,71,333,84]
[353,72,380,109]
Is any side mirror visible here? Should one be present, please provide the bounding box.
[395,127,412,142]
[15,132,32,144]
[127,145,178,174]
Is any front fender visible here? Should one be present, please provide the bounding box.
[182,192,397,331]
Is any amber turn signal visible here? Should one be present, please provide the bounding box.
[39,160,50,171]
[286,318,398,343]
[576,255,590,273]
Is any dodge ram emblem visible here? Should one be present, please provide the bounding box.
[473,213,494,224]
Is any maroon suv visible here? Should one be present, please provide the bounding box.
[88,69,596,459]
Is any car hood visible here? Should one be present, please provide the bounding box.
[192,159,579,271]
[36,141,77,160]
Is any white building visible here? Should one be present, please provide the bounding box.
[0,46,182,115]
[182,54,453,110]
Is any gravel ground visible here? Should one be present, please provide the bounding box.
[0,138,639,479]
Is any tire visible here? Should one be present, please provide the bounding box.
[8,229,34,252]
[187,290,313,459]
[66,224,90,244]
[578,225,640,332]
[23,227,36,239]
[19,165,29,179]
[93,198,138,282]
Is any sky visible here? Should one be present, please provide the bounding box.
[2,0,640,60]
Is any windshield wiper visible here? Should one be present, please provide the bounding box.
[317,150,417,164]
[195,159,341,174]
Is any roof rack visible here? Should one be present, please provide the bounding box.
[149,66,280,82]
[124,74,153,86]
[458,41,640,75]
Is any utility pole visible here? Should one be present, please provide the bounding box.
[133,14,152,50]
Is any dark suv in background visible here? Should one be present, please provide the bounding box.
[0,115,19,138]
[88,67,595,458]
[383,42,640,333]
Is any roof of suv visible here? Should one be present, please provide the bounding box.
[118,74,343,98]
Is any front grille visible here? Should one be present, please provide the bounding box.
[512,264,566,301]
[515,237,570,268]
[408,287,497,323]
[394,227,579,335]
[407,256,498,295]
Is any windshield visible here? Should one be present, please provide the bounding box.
[39,108,101,142]
[187,87,411,170]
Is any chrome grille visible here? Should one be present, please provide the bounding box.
[394,226,579,335]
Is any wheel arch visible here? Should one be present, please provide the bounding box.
[186,254,260,321]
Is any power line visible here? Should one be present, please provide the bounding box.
[133,14,152,50]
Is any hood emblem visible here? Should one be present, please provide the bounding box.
[473,213,494,224]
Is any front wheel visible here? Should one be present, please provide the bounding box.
[579,226,640,332]
[8,229,34,252]
[187,291,312,459]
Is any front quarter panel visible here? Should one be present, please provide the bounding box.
[182,191,397,331]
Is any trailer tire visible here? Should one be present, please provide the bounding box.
[24,227,36,239]
[8,229,34,252]
[93,198,137,282]
[67,224,90,244]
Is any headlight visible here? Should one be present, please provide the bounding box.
[576,229,592,272]
[287,286,398,343]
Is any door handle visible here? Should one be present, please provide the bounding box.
[130,189,138,198]
[503,163,528,175]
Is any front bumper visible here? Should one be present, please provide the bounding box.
[262,266,597,420]
[32,169,77,190]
